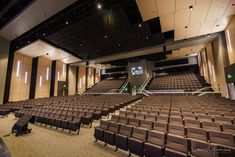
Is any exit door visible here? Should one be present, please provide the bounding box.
[58,81,68,96]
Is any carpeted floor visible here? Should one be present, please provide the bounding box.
[0,114,126,157]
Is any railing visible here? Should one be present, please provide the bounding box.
[119,80,129,93]
[138,78,150,93]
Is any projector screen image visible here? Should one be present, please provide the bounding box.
[131,67,143,75]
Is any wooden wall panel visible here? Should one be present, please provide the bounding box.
[54,61,66,96]
[68,65,76,95]
[95,68,101,84]
[225,17,235,65]
[9,53,32,102]
[87,67,94,88]
[78,66,86,93]
[35,57,52,99]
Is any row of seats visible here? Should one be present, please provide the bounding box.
[86,78,126,93]
[95,120,235,157]
[95,94,235,156]
[148,72,203,91]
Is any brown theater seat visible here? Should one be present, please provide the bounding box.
[185,119,201,128]
[139,120,153,130]
[153,122,167,133]
[115,125,133,151]
[187,127,208,142]
[168,124,185,137]
[165,134,189,157]
[144,130,165,157]
[118,116,129,125]
[191,140,219,157]
[128,128,148,156]
[94,120,109,142]
[202,121,221,131]
[103,122,120,146]
[209,131,235,148]
[128,118,140,127]
[222,124,235,135]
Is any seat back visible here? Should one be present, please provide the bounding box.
[202,121,221,131]
[222,124,235,135]
[147,130,165,147]
[119,116,129,125]
[168,124,185,137]
[185,119,200,128]
[209,131,235,147]
[110,115,119,122]
[166,134,189,153]
[153,122,167,133]
[170,117,183,125]
[131,128,148,141]
[128,118,140,127]
[187,127,207,141]
[140,120,153,130]
[108,122,120,133]
[157,116,168,123]
[100,120,109,130]
[118,125,132,137]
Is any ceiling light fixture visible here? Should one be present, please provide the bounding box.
[146,36,149,39]
[97,4,102,9]
[189,6,193,11]
[64,56,68,60]
[185,26,188,29]
[138,23,142,27]
[43,33,46,36]
[207,34,210,37]
[104,35,107,38]
[216,24,220,27]
[65,21,69,25]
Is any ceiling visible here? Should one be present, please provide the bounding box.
[15,39,81,64]
[0,0,234,65]
[0,0,76,40]
[136,0,235,41]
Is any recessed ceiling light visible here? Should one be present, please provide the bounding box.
[146,36,149,39]
[216,24,220,27]
[185,26,188,29]
[43,33,46,36]
[189,6,193,11]
[97,4,102,9]
[65,21,69,25]
[64,56,68,60]
[207,34,210,37]
[138,23,142,27]
[80,43,83,46]
[104,35,107,38]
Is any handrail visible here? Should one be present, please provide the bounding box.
[192,86,212,94]
[139,78,150,93]
[120,80,129,93]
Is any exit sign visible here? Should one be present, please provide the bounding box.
[227,74,232,79]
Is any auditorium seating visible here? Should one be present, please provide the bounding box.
[148,72,203,91]
[2,94,141,134]
[86,78,126,93]
[94,95,235,156]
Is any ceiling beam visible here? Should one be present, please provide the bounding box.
[71,32,220,66]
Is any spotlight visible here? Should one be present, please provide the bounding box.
[97,4,102,9]
[43,33,46,36]
[146,36,149,39]
[207,34,210,37]
[189,6,193,11]
[64,56,68,60]
[46,53,49,56]
[104,35,107,38]
[216,24,220,27]
[65,21,69,25]
[185,26,188,29]
[138,23,142,27]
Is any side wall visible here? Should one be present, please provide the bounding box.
[0,36,10,104]
[68,65,76,95]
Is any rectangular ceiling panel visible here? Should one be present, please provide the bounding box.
[206,0,230,21]
[156,0,175,16]
[198,20,216,35]
[186,23,201,38]
[224,0,235,17]
[159,12,174,32]
[136,0,158,21]
[174,28,186,41]
[189,0,211,25]
[211,16,233,33]
[176,0,196,11]
[175,8,190,29]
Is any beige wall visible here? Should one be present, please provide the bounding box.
[35,57,52,99]
[87,67,94,88]
[95,68,101,84]
[9,53,32,102]
[54,61,67,96]
[225,17,235,65]
[199,33,230,98]
[0,36,10,104]
[68,65,76,95]
[78,66,86,93]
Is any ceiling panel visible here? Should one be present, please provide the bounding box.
[175,0,196,11]
[0,0,77,40]
[175,8,190,29]
[174,28,186,41]
[156,0,175,16]
[211,16,233,33]
[206,0,230,21]
[135,0,158,21]
[224,0,235,16]
[186,23,201,38]
[189,1,211,25]
[198,20,216,35]
[16,40,80,63]
[159,12,174,32]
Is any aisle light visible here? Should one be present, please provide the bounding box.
[16,60,20,77]
[24,72,28,83]
[46,67,50,80]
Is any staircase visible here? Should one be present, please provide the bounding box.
[119,79,129,93]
